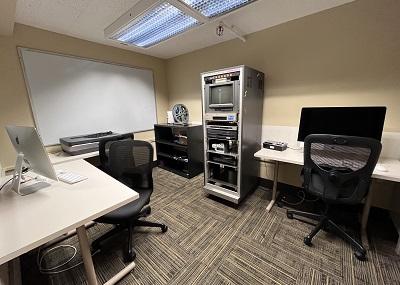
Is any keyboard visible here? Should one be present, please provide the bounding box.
[57,170,88,184]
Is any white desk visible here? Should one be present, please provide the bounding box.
[255,148,400,182]
[254,148,400,250]
[48,151,99,165]
[0,159,139,285]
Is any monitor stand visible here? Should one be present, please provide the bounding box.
[11,153,51,196]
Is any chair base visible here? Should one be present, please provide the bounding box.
[92,207,168,263]
[287,209,367,261]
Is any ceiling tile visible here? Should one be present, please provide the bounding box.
[15,0,354,59]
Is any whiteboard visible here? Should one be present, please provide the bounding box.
[19,48,157,145]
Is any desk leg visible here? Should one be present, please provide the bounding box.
[77,226,98,285]
[76,225,136,285]
[361,187,373,250]
[266,161,279,212]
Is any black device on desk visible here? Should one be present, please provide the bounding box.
[60,131,121,155]
[297,106,386,141]
[263,140,288,151]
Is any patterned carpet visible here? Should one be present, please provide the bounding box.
[22,168,400,285]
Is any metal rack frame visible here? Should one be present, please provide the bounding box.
[201,66,264,204]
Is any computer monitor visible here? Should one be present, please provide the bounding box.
[297,107,386,142]
[6,125,58,195]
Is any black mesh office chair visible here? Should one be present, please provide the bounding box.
[98,133,134,173]
[93,140,168,262]
[287,134,381,261]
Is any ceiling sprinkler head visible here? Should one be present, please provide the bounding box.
[216,25,224,37]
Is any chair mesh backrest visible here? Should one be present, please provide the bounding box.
[304,134,381,203]
[310,143,371,171]
[132,144,152,169]
[108,140,153,189]
[99,133,134,167]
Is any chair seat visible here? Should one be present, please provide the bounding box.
[96,188,152,224]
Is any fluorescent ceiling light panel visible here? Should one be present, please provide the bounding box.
[181,0,255,18]
[111,2,199,48]
[106,0,257,48]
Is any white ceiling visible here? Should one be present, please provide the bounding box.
[15,0,354,59]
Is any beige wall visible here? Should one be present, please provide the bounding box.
[0,0,16,36]
[165,0,400,210]
[166,0,400,175]
[0,24,169,169]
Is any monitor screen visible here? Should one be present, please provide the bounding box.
[209,85,233,105]
[6,125,58,181]
[297,107,386,141]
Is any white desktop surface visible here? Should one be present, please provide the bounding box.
[254,148,400,183]
[0,159,138,265]
[255,148,303,166]
[49,151,99,165]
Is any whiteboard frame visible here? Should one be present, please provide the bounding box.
[17,46,159,146]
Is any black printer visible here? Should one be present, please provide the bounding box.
[60,131,120,155]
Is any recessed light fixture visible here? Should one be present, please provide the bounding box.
[181,0,254,18]
[105,0,256,48]
[110,2,199,48]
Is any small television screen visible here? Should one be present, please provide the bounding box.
[297,106,386,141]
[209,85,233,105]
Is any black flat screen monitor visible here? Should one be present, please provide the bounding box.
[297,106,386,141]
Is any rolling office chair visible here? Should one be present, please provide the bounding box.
[287,134,381,261]
[93,139,168,262]
[98,133,134,173]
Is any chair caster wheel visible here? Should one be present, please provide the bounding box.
[277,202,283,208]
[354,250,367,261]
[287,212,293,219]
[304,236,312,247]
[124,251,136,263]
[161,225,168,233]
[144,207,151,215]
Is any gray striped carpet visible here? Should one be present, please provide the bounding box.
[22,168,400,284]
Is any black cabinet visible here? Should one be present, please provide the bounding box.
[154,124,203,178]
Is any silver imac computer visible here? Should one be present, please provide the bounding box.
[6,125,58,195]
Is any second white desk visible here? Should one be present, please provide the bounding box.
[254,148,400,251]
